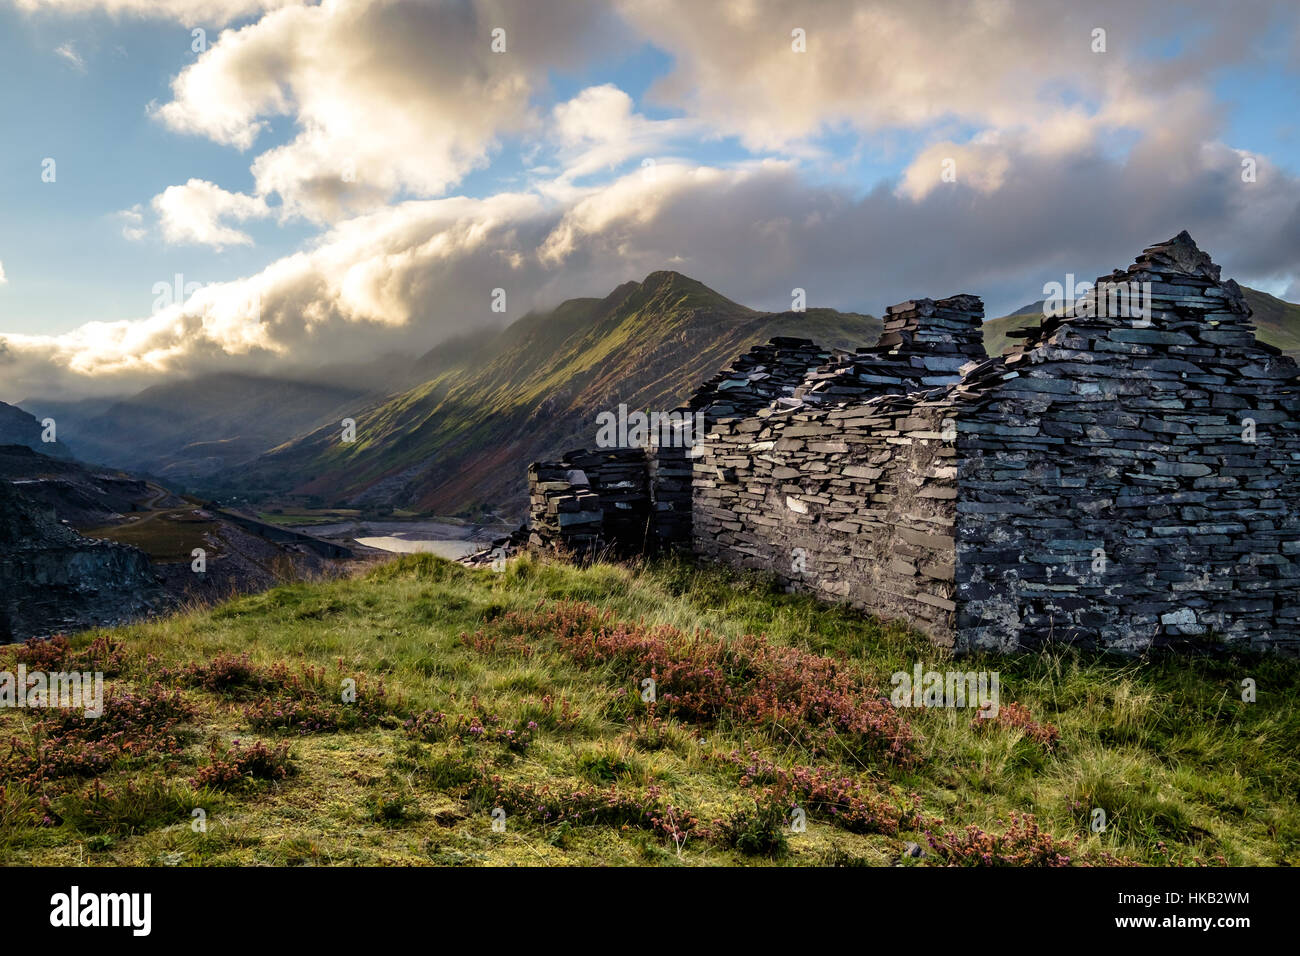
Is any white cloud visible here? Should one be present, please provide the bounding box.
[151,0,623,222]
[53,41,86,71]
[5,130,1299,402]
[151,179,270,248]
[614,0,1281,154]
[15,0,293,26]
[117,204,147,241]
[0,261,7,286]
[547,84,698,187]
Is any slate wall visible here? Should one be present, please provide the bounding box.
[691,395,961,644]
[950,233,1300,653]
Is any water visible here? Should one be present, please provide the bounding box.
[353,536,481,558]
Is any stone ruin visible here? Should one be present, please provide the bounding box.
[525,233,1300,654]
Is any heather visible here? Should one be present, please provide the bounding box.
[0,551,1295,866]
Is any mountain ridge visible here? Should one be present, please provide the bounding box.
[229,271,880,514]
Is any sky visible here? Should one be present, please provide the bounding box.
[0,0,1298,401]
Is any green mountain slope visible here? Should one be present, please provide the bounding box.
[233,272,880,514]
[982,286,1300,358]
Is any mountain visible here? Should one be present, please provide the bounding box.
[982,285,1300,358]
[29,372,371,483]
[228,271,881,515]
[0,401,76,459]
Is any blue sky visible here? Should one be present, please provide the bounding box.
[0,6,310,333]
[1,0,1298,400]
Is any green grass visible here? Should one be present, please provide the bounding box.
[1,553,1295,867]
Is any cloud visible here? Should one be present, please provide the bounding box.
[614,0,1290,152]
[53,41,86,71]
[0,261,7,285]
[5,124,1299,402]
[151,0,624,222]
[15,0,292,26]
[5,0,1299,406]
[151,179,270,248]
[117,204,147,241]
[546,84,698,188]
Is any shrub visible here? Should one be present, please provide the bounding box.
[474,602,916,765]
[718,751,923,836]
[974,702,1060,749]
[7,634,129,676]
[925,812,1129,867]
[472,772,698,847]
[191,740,294,790]
[1,686,196,787]
[182,652,271,695]
[404,702,536,754]
[242,673,399,734]
[719,794,790,857]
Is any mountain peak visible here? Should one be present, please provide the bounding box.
[638,270,703,292]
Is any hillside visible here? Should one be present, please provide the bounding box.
[982,285,1300,358]
[29,373,370,483]
[229,272,880,515]
[1,553,1295,866]
[0,401,75,460]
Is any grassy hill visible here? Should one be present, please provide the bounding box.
[2,554,1295,866]
[231,272,880,515]
[982,286,1300,358]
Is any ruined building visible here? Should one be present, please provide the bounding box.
[526,234,1300,654]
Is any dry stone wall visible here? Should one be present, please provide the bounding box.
[528,447,652,555]
[949,232,1300,653]
[692,395,960,644]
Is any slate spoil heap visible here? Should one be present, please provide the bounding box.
[0,480,160,641]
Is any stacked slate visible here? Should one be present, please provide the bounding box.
[564,448,653,554]
[517,232,1298,656]
[528,448,652,556]
[647,431,695,550]
[798,295,985,405]
[688,338,834,419]
[952,231,1300,654]
[527,461,604,553]
[690,391,960,644]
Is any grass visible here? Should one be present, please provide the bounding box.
[1,552,1295,867]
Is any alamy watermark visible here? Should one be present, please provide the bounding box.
[1043,274,1152,326]
[595,404,706,449]
[890,663,999,718]
[0,666,104,718]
